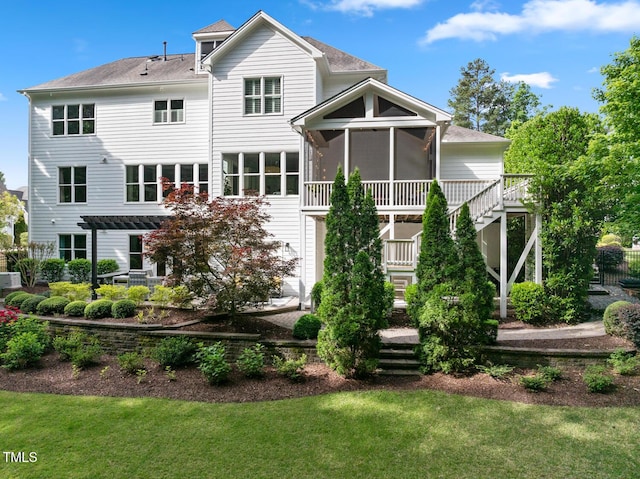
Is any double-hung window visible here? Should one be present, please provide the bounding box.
[154,99,184,123]
[244,77,281,115]
[59,234,87,261]
[52,104,95,136]
[59,166,87,203]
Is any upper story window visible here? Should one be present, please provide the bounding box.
[200,40,223,61]
[126,163,209,202]
[222,152,298,197]
[244,77,281,115]
[52,104,95,136]
[59,166,87,203]
[154,99,184,124]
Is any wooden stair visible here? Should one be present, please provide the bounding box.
[378,343,421,376]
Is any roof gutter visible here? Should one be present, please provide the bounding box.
[18,78,207,95]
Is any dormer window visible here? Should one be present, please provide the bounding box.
[200,40,223,61]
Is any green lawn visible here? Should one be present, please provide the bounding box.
[1,389,638,479]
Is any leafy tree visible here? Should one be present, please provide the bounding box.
[14,242,56,288]
[509,82,543,126]
[505,107,606,323]
[144,184,298,316]
[0,191,23,241]
[317,168,387,378]
[593,36,640,243]
[448,58,512,136]
[408,180,457,322]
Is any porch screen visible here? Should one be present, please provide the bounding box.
[395,128,433,180]
[350,129,390,180]
[308,130,345,181]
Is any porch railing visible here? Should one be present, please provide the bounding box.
[304,179,509,209]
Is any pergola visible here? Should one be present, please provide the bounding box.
[77,215,169,297]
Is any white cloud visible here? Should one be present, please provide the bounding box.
[0,93,7,101]
[315,0,424,16]
[501,72,559,88]
[421,0,640,44]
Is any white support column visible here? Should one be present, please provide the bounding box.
[389,127,395,208]
[299,213,307,311]
[435,125,441,180]
[535,213,543,284]
[344,129,350,176]
[500,212,508,318]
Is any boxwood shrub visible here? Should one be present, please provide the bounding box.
[20,295,47,314]
[112,299,136,319]
[84,299,114,319]
[36,296,71,316]
[617,303,640,348]
[151,336,197,367]
[603,300,632,337]
[292,314,322,339]
[6,292,33,308]
[64,301,88,317]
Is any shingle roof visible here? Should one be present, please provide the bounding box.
[193,19,235,34]
[21,54,203,92]
[302,37,384,73]
[442,125,510,143]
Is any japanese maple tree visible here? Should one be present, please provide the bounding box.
[145,184,298,316]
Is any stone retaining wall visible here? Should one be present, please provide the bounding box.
[43,317,319,363]
[482,345,636,369]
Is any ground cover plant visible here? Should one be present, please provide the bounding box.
[0,389,638,479]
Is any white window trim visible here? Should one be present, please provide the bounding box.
[58,233,87,261]
[51,103,96,137]
[125,163,209,203]
[243,76,283,116]
[58,166,87,204]
[222,151,299,197]
[153,99,185,125]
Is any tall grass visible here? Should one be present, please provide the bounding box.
[0,390,638,478]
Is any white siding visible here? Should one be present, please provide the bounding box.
[440,144,504,180]
[28,82,208,267]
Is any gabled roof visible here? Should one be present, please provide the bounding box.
[193,19,235,35]
[290,77,451,127]
[202,11,324,67]
[201,11,384,77]
[302,37,384,73]
[20,54,204,93]
[441,125,510,144]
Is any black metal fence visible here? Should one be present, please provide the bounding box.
[594,248,640,285]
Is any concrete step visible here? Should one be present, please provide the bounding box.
[378,369,423,376]
[378,345,421,375]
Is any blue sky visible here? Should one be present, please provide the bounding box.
[1,0,638,189]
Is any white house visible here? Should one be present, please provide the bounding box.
[19,11,539,316]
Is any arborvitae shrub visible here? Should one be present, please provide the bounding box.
[311,281,323,309]
[64,301,88,317]
[603,301,632,337]
[20,295,47,314]
[510,282,547,324]
[292,314,322,339]
[84,299,114,319]
[36,296,71,315]
[111,299,137,319]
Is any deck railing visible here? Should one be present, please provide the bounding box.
[304,178,512,209]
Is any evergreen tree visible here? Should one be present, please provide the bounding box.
[455,203,495,320]
[408,180,457,322]
[317,168,387,378]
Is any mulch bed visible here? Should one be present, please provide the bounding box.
[2,291,639,407]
